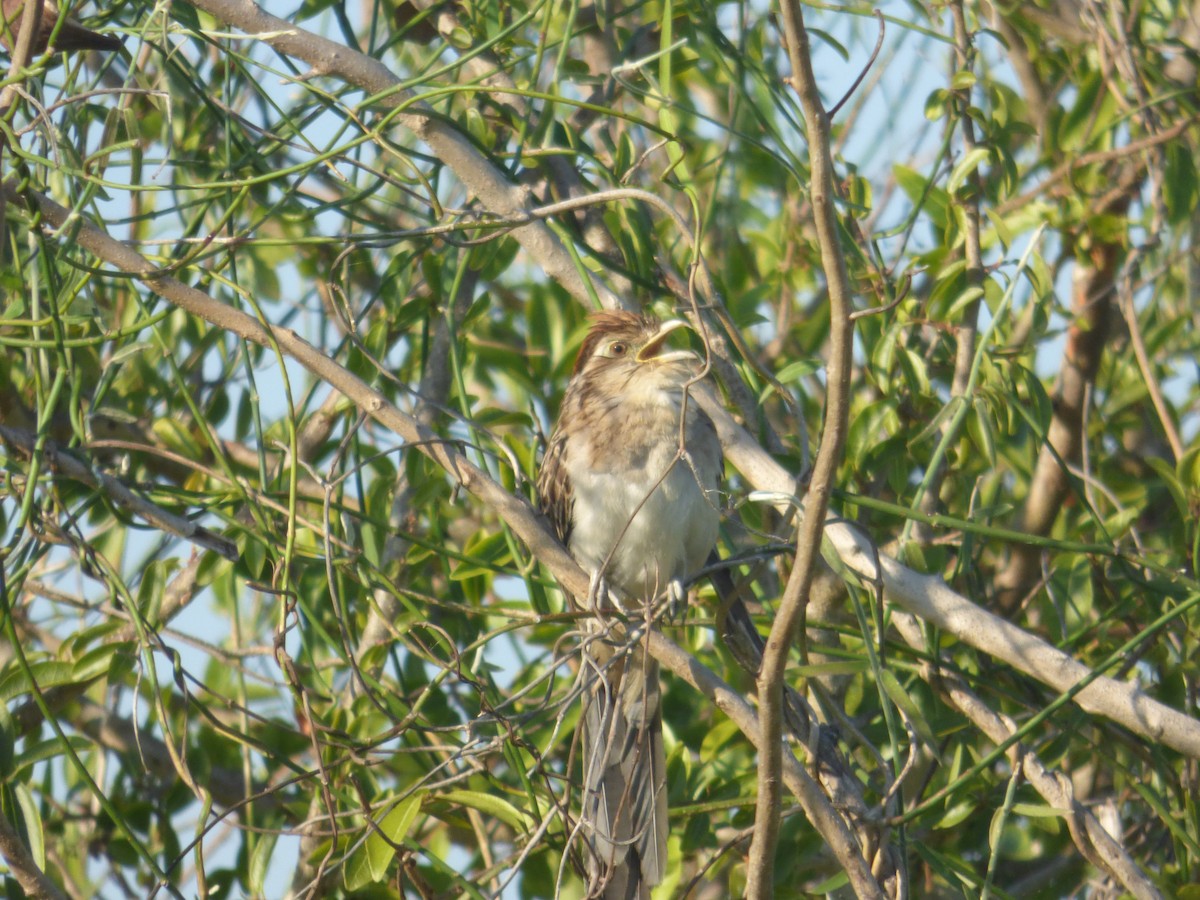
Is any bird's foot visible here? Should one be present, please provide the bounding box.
[664,578,688,621]
[586,572,626,630]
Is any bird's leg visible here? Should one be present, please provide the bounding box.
[586,570,607,619]
[666,578,687,621]
[586,571,626,628]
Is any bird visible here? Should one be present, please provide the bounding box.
[537,310,722,899]
[0,0,121,55]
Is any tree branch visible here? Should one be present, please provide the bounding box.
[994,237,1120,613]
[889,612,1161,900]
[0,424,238,561]
[697,386,1200,759]
[7,180,893,894]
[649,631,885,900]
[185,0,618,311]
[0,805,67,900]
[747,3,863,896]
[14,168,1200,900]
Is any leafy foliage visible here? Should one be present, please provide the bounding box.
[0,1,1197,897]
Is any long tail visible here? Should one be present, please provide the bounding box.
[580,640,667,900]
[50,22,123,53]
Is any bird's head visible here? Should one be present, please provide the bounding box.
[571,312,700,389]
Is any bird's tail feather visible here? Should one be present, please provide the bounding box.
[581,644,667,900]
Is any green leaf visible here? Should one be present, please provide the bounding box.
[0,662,77,703]
[947,147,990,194]
[699,718,741,763]
[104,341,154,371]
[909,396,964,447]
[14,783,45,871]
[794,659,869,678]
[446,26,472,49]
[946,285,985,319]
[1164,140,1200,223]
[878,670,939,753]
[450,531,511,581]
[894,164,950,230]
[775,358,822,382]
[464,107,491,149]
[152,417,201,458]
[896,347,932,397]
[133,561,173,626]
[984,207,1014,251]
[0,707,11,777]
[934,800,977,830]
[71,642,135,685]
[988,806,1006,855]
[440,789,534,832]
[1063,554,1095,622]
[1146,457,1187,520]
[1057,71,1110,151]
[10,737,93,780]
[248,833,278,895]
[1010,802,1067,819]
[345,792,424,891]
[808,27,849,61]
[969,398,997,468]
[1178,444,1200,492]
[924,88,950,121]
[950,69,977,90]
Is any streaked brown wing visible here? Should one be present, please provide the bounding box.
[535,425,574,548]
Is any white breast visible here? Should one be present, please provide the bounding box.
[566,407,720,601]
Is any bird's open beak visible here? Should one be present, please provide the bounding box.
[636,319,696,364]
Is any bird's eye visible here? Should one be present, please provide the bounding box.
[609,341,628,356]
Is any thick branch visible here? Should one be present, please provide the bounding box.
[0,806,67,900]
[994,239,1119,612]
[747,3,862,896]
[697,386,1200,759]
[890,612,1161,900]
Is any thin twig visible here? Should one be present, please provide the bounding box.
[828,10,886,120]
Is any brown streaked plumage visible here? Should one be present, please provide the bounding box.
[537,310,721,899]
[0,0,121,55]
